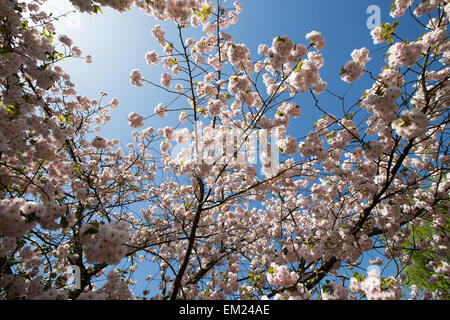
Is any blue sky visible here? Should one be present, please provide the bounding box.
[42,0,426,298]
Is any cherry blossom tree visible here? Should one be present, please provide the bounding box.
[0,0,448,300]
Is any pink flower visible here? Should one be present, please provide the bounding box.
[393,108,429,139]
[272,35,294,57]
[208,100,223,116]
[110,98,120,110]
[306,31,325,51]
[145,51,159,66]
[130,69,144,87]
[227,43,250,66]
[278,135,298,155]
[387,41,423,68]
[128,112,144,128]
[160,73,171,87]
[154,103,168,117]
[267,263,299,287]
[58,35,73,47]
[340,48,371,83]
[91,136,108,149]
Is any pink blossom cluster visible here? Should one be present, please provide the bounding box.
[133,1,247,123]
[196,80,218,98]
[130,69,144,87]
[272,35,295,58]
[34,202,65,230]
[0,236,16,257]
[160,140,172,153]
[299,131,326,159]
[266,263,299,287]
[370,24,385,44]
[287,59,325,94]
[145,50,159,66]
[360,73,404,127]
[151,24,166,46]
[137,0,208,25]
[387,41,423,68]
[350,270,401,300]
[128,112,145,128]
[0,274,26,299]
[0,199,63,238]
[91,136,109,149]
[390,0,415,18]
[228,75,252,96]
[321,282,349,300]
[305,31,326,51]
[256,33,326,94]
[161,73,172,87]
[227,43,250,67]
[419,20,448,50]
[0,274,69,300]
[340,47,371,83]
[58,35,73,47]
[154,103,168,117]
[69,0,134,13]
[208,55,223,71]
[19,246,41,270]
[277,135,298,155]
[207,99,224,117]
[77,290,108,300]
[414,0,446,17]
[94,269,134,300]
[110,97,121,109]
[0,0,82,174]
[0,199,38,237]
[80,221,130,265]
[392,108,430,139]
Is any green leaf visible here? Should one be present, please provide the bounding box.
[20,21,29,30]
[294,60,303,73]
[401,217,450,299]
[380,22,400,45]
[193,5,211,22]
[91,5,103,14]
[42,29,54,41]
